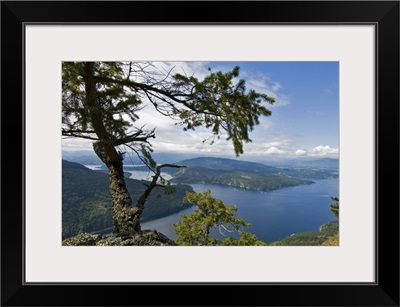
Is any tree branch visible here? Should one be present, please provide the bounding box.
[62,134,99,141]
[113,129,156,147]
[92,75,208,116]
[62,129,96,134]
[135,164,186,211]
[123,143,155,171]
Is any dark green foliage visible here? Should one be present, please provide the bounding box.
[222,232,266,246]
[172,66,275,156]
[172,190,265,246]
[269,221,339,246]
[330,196,339,218]
[62,160,193,239]
[62,62,142,141]
[320,219,339,234]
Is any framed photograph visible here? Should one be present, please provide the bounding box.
[2,1,399,306]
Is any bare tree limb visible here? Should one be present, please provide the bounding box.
[135,164,186,211]
[62,134,99,141]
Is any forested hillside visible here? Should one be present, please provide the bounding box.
[170,166,314,191]
[167,157,338,179]
[62,160,193,239]
[161,157,339,191]
[268,220,339,246]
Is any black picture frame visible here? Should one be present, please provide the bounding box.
[1,1,399,306]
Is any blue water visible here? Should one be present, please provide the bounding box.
[142,179,339,243]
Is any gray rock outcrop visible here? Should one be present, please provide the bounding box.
[62,230,178,246]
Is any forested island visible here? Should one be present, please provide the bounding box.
[169,157,338,176]
[170,166,314,191]
[165,157,338,191]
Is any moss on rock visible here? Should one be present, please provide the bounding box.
[62,230,177,246]
[62,233,103,246]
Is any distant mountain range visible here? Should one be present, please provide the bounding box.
[62,152,338,193]
[62,150,339,170]
[268,157,339,170]
[168,156,338,179]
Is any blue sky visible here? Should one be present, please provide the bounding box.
[62,61,339,160]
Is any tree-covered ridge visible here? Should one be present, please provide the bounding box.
[163,156,339,192]
[268,220,339,246]
[167,157,339,179]
[170,166,314,191]
[62,160,193,240]
[171,157,279,173]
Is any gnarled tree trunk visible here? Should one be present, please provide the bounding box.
[93,142,142,235]
[83,62,184,236]
[84,62,142,235]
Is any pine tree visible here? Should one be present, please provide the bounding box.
[172,190,265,246]
[62,62,274,237]
[330,196,339,218]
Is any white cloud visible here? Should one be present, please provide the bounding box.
[62,137,93,151]
[295,145,339,157]
[295,149,307,156]
[309,145,339,157]
[265,146,286,155]
[259,117,273,129]
[244,73,290,107]
[151,128,231,154]
[151,61,211,82]
[271,82,283,92]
